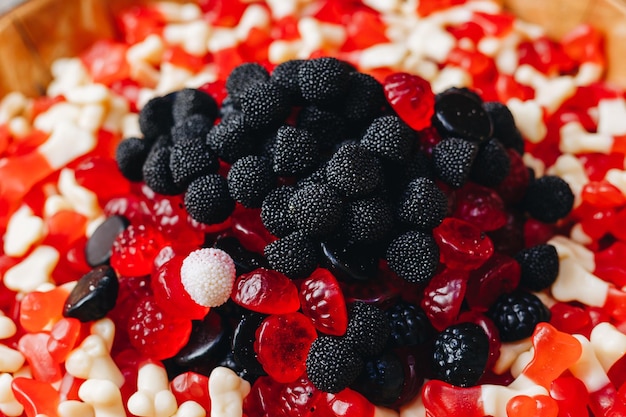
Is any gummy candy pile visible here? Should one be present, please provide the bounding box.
[0,0,626,416]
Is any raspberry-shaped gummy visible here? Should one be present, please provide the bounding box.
[470,138,511,187]
[142,144,184,196]
[431,322,489,387]
[288,183,343,237]
[397,177,448,230]
[227,155,275,208]
[255,312,318,383]
[184,174,235,225]
[225,62,270,106]
[383,72,435,131]
[206,113,254,164]
[360,115,416,163]
[488,290,551,342]
[342,72,386,128]
[345,301,391,357]
[298,57,351,107]
[296,105,347,152]
[260,185,296,238]
[340,196,394,244]
[272,125,320,177]
[264,231,319,279]
[239,82,291,129]
[523,175,574,223]
[116,137,150,182]
[127,295,192,360]
[180,248,236,308]
[171,114,213,144]
[326,143,383,198]
[299,268,348,336]
[171,88,218,126]
[306,335,363,393]
[514,244,559,291]
[139,94,175,140]
[386,300,435,347]
[169,136,219,188]
[110,224,166,277]
[385,230,439,284]
[270,59,305,103]
[432,137,479,188]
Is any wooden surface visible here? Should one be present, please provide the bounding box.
[0,0,625,97]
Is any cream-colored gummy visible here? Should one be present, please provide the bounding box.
[3,205,45,257]
[208,367,250,417]
[65,335,125,387]
[127,362,178,417]
[3,246,59,293]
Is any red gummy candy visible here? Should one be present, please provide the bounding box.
[506,394,559,417]
[550,376,590,417]
[152,254,210,320]
[421,268,468,331]
[465,252,521,311]
[170,372,211,411]
[232,268,300,314]
[433,217,494,271]
[47,317,84,363]
[384,72,435,131]
[254,313,317,383]
[110,224,166,277]
[18,333,62,383]
[19,286,70,333]
[11,377,60,417]
[299,268,348,336]
[453,183,507,232]
[127,295,192,360]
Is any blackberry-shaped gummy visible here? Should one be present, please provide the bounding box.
[306,335,363,394]
[432,322,490,387]
[296,105,347,151]
[345,301,391,357]
[470,138,511,187]
[397,177,448,230]
[386,230,439,284]
[384,152,435,198]
[432,137,479,188]
[272,125,319,177]
[239,82,291,129]
[342,72,386,128]
[432,88,492,142]
[171,114,214,144]
[350,350,405,407]
[514,244,559,291]
[340,196,394,244]
[386,300,435,347]
[483,101,524,155]
[264,230,319,278]
[270,59,304,103]
[260,186,296,238]
[225,62,270,106]
[287,183,343,237]
[171,88,218,125]
[142,145,183,195]
[326,143,383,198]
[169,137,219,188]
[227,156,275,208]
[184,174,235,225]
[139,94,175,140]
[488,290,551,342]
[298,57,351,107]
[296,163,328,189]
[116,137,150,181]
[523,175,574,223]
[206,113,254,164]
[360,115,416,163]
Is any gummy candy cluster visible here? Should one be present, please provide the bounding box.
[0,1,625,417]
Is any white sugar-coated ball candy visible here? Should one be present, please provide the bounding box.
[181,248,236,308]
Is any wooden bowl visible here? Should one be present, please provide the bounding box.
[0,0,624,96]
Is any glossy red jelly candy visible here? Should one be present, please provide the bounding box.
[453,183,507,232]
[384,72,435,131]
[581,181,626,208]
[299,268,348,336]
[42,210,88,252]
[231,204,278,254]
[232,268,300,314]
[152,254,210,320]
[422,379,484,417]
[80,40,131,86]
[549,302,593,337]
[127,295,192,360]
[18,333,62,383]
[19,286,70,333]
[465,252,521,311]
[73,156,131,204]
[170,372,211,411]
[506,394,559,417]
[322,388,376,417]
[421,268,468,331]
[110,224,166,277]
[550,376,591,417]
[116,5,166,44]
[47,317,84,363]
[433,217,494,271]
[11,377,60,417]
[254,312,317,383]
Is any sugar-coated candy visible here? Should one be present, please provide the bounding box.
[180,248,236,308]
